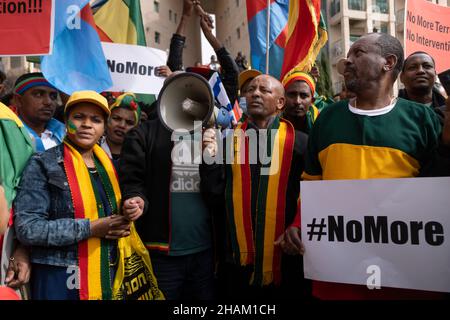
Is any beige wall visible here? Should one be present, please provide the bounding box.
[0,57,32,85]
[141,0,250,66]
[141,0,202,68]
[214,0,251,62]
[141,0,251,68]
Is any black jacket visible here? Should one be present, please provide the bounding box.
[118,119,174,250]
[398,87,446,122]
[167,33,185,72]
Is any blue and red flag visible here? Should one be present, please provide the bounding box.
[246,0,289,79]
[280,0,327,81]
[41,0,112,95]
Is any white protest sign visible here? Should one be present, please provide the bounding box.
[301,177,450,293]
[101,42,167,94]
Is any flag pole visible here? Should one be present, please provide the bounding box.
[265,0,271,74]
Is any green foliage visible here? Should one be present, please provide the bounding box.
[315,50,334,98]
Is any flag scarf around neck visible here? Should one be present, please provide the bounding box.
[63,141,121,300]
[280,0,328,80]
[225,117,295,286]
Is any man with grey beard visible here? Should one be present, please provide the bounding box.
[300,33,450,299]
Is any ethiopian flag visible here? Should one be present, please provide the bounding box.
[93,0,147,45]
[280,0,327,80]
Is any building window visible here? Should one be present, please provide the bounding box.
[236,27,241,39]
[349,35,360,46]
[348,0,366,11]
[330,0,340,17]
[236,0,240,7]
[169,10,172,21]
[373,0,389,14]
[373,21,389,34]
[155,31,160,44]
[153,1,159,13]
[174,13,177,24]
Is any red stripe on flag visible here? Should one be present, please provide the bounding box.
[241,144,254,264]
[272,121,295,285]
[240,123,254,264]
[246,0,275,21]
[96,26,113,43]
[232,100,243,122]
[281,0,317,79]
[80,5,97,30]
[274,24,288,48]
[63,144,89,300]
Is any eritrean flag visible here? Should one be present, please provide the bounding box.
[41,0,112,94]
[93,0,146,46]
[280,0,327,80]
[246,0,289,79]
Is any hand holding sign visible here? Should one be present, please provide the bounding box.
[275,226,305,256]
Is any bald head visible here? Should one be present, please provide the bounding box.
[245,74,286,122]
[253,74,285,97]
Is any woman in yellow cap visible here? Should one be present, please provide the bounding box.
[14,90,130,300]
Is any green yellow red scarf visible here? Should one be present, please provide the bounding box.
[63,140,122,300]
[225,116,295,286]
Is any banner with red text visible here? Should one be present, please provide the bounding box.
[405,0,450,73]
[0,0,54,56]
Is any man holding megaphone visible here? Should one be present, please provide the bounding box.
[119,69,220,301]
[201,75,311,300]
[118,0,240,301]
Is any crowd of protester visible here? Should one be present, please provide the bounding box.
[0,0,449,300]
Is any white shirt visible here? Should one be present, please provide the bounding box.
[348,98,398,117]
[39,129,58,150]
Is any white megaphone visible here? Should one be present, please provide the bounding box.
[157,72,215,133]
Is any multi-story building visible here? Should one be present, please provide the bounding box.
[141,0,250,68]
[214,0,251,63]
[6,0,449,95]
[327,0,450,94]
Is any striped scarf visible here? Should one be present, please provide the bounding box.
[225,116,295,286]
[63,140,122,300]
